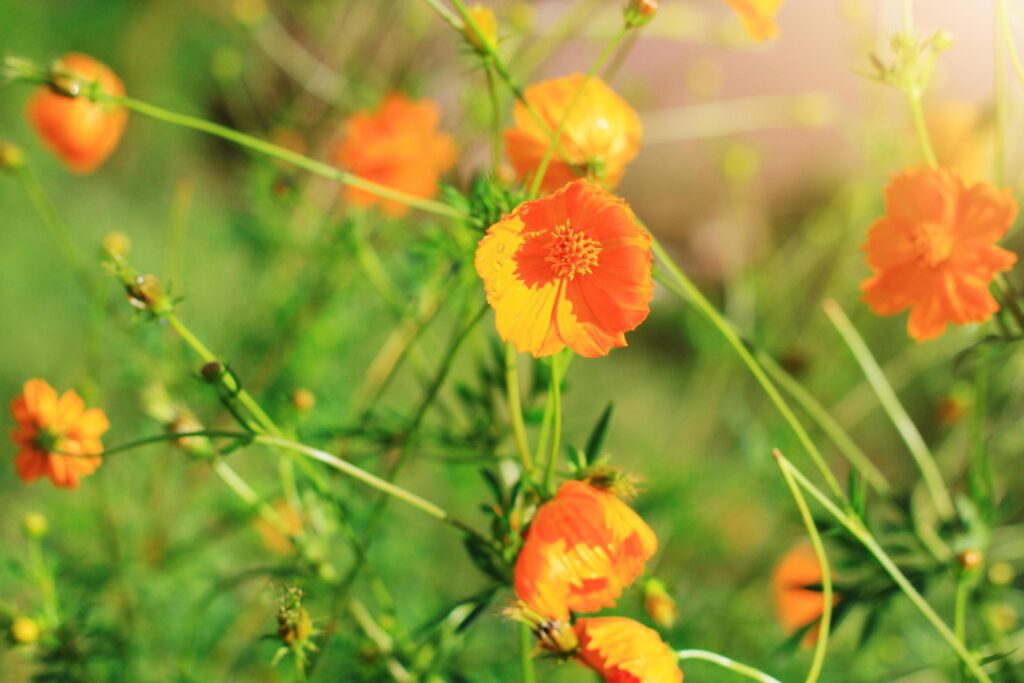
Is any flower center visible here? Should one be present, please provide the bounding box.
[545,222,601,280]
[33,427,61,454]
[910,221,953,268]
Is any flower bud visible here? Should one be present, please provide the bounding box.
[503,601,580,654]
[201,361,225,383]
[643,578,678,628]
[102,231,131,259]
[958,549,982,572]
[624,0,658,28]
[233,0,266,26]
[989,561,1014,586]
[23,512,48,539]
[277,587,313,645]
[125,273,172,315]
[10,617,39,644]
[0,142,25,171]
[464,5,498,53]
[291,388,316,413]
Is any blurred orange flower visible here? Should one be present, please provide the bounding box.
[475,180,653,358]
[771,544,834,647]
[514,480,657,621]
[27,53,128,174]
[724,0,784,42]
[10,379,109,489]
[254,500,304,555]
[332,93,457,216]
[504,74,641,193]
[575,617,683,683]
[861,168,1017,341]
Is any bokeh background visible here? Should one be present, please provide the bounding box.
[2,0,1022,680]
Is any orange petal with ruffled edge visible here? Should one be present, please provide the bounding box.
[574,617,683,683]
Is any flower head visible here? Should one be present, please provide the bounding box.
[575,617,683,683]
[475,180,653,358]
[464,4,498,53]
[771,544,835,647]
[332,93,457,216]
[724,0,784,42]
[861,168,1017,341]
[27,53,127,174]
[504,75,641,193]
[10,379,109,488]
[514,480,657,621]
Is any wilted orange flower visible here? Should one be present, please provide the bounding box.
[332,93,456,216]
[504,74,641,194]
[27,53,128,174]
[514,480,658,621]
[771,544,835,647]
[475,180,653,358]
[724,0,784,42]
[10,379,109,489]
[575,617,683,683]
[861,168,1017,341]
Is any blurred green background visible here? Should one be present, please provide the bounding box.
[2,0,1022,681]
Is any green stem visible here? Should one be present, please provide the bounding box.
[821,299,955,521]
[506,343,534,475]
[776,453,991,683]
[905,90,937,168]
[485,61,503,175]
[954,572,970,650]
[759,352,891,495]
[651,239,845,501]
[68,90,466,220]
[27,537,59,628]
[519,622,537,683]
[998,0,1024,96]
[773,449,832,683]
[528,25,630,197]
[676,650,781,683]
[544,351,564,493]
[15,164,90,288]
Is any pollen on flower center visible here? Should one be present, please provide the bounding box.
[911,221,954,268]
[545,222,601,280]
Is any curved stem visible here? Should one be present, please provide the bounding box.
[652,239,845,501]
[506,343,534,475]
[776,453,991,683]
[821,300,955,522]
[677,650,781,683]
[773,449,832,683]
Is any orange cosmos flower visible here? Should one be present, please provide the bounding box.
[514,480,658,621]
[27,53,128,174]
[475,180,653,358]
[10,379,109,489]
[504,74,641,194]
[332,93,457,216]
[861,168,1018,341]
[575,617,683,683]
[724,0,784,42]
[771,544,835,647]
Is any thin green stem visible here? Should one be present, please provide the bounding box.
[906,92,938,169]
[27,537,59,628]
[773,449,832,683]
[954,572,970,650]
[822,299,955,521]
[776,453,991,683]
[759,352,891,495]
[506,343,534,475]
[528,25,630,197]
[519,622,537,683]
[544,352,564,494]
[15,164,90,287]
[62,88,466,220]
[676,650,781,683]
[533,386,555,469]
[652,238,845,501]
[485,61,503,175]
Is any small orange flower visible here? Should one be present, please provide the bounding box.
[771,544,835,647]
[27,53,128,174]
[861,168,1018,341]
[10,379,109,489]
[724,0,784,42]
[514,480,658,621]
[475,180,653,358]
[332,93,457,216]
[504,74,641,194]
[575,617,683,683]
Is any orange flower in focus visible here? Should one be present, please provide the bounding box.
[475,180,653,358]
[332,93,456,216]
[861,168,1017,341]
[772,544,835,646]
[27,53,128,174]
[575,617,683,683]
[504,74,641,193]
[724,0,784,42]
[10,379,109,489]
[514,480,657,621]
